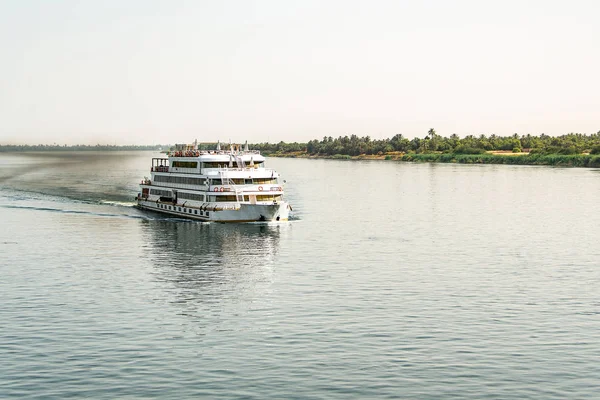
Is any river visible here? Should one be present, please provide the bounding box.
[1,151,599,399]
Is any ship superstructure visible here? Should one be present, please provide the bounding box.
[136,141,290,222]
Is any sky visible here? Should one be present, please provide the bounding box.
[0,0,598,145]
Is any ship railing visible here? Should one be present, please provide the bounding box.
[168,149,261,157]
[215,167,275,174]
[216,167,250,172]
[219,170,245,203]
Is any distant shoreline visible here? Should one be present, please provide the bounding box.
[0,145,164,152]
[2,146,599,168]
[3,132,600,168]
[266,151,600,168]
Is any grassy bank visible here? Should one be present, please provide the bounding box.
[399,153,600,167]
[267,151,600,168]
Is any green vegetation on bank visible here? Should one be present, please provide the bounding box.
[252,130,600,156]
[400,153,600,168]
[251,130,600,167]
[0,144,165,152]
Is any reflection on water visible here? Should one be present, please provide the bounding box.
[141,220,282,324]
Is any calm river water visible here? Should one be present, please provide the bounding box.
[1,151,599,399]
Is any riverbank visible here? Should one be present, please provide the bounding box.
[266,151,600,168]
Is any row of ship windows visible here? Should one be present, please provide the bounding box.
[228,178,277,184]
[171,161,265,169]
[154,175,204,185]
[149,189,282,203]
[153,175,278,185]
[149,189,205,201]
[211,195,283,202]
[157,203,210,217]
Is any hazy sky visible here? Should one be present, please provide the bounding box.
[1,0,598,145]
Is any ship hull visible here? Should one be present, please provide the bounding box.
[136,198,290,223]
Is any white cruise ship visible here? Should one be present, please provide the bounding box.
[136,140,291,222]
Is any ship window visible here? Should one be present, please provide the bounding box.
[215,195,237,202]
[178,192,205,202]
[150,188,171,197]
[172,161,198,168]
[256,195,282,201]
[210,179,222,185]
[179,207,182,211]
[245,178,253,184]
[206,212,210,217]
[194,210,198,214]
[202,162,228,169]
[254,178,277,184]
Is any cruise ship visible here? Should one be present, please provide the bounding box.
[136,141,291,222]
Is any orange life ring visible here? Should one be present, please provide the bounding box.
[219,187,224,192]
[213,187,219,192]
[258,186,263,191]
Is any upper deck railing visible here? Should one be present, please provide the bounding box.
[169,149,261,157]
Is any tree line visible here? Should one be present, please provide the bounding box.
[0,144,165,152]
[252,130,600,156]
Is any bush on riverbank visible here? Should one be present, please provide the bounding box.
[400,153,600,167]
[452,146,487,155]
[530,146,581,155]
[331,154,352,159]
